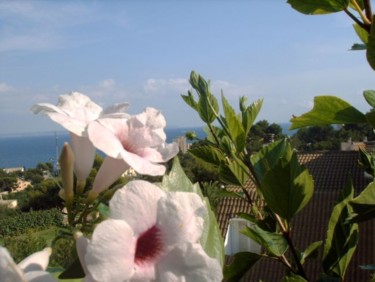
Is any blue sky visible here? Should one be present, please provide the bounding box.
[0,0,374,135]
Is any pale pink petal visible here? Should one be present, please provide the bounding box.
[139,143,179,163]
[75,233,90,276]
[157,192,206,246]
[70,133,96,181]
[92,157,130,194]
[0,247,24,282]
[156,243,223,282]
[119,150,167,176]
[87,119,126,159]
[110,180,164,236]
[24,271,57,282]
[85,219,136,282]
[18,248,52,272]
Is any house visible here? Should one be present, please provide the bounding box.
[217,151,375,281]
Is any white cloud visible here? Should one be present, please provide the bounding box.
[0,83,14,92]
[143,78,189,94]
[99,79,116,90]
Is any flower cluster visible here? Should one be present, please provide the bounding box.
[5,92,224,282]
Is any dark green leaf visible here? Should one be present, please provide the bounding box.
[58,258,85,279]
[189,146,225,168]
[290,96,366,130]
[350,43,366,50]
[300,240,323,265]
[287,0,349,15]
[364,90,375,107]
[221,93,246,153]
[260,152,314,220]
[281,273,308,282]
[366,110,375,127]
[219,158,250,187]
[367,16,375,71]
[250,138,289,184]
[323,179,359,279]
[223,252,261,282]
[242,225,288,257]
[181,90,198,111]
[349,181,375,223]
[353,23,369,44]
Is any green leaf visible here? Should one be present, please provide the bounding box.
[189,71,220,124]
[300,240,323,265]
[241,98,264,136]
[350,43,366,50]
[97,202,109,218]
[365,110,375,127]
[290,96,366,130]
[323,179,359,279]
[281,273,308,282]
[250,138,289,184]
[364,90,375,107]
[287,0,349,15]
[349,181,375,223]
[223,252,262,282]
[221,93,246,153]
[367,16,375,71]
[260,151,314,220]
[161,158,225,266]
[58,258,85,279]
[353,23,369,44]
[189,145,225,168]
[219,158,250,187]
[242,225,288,257]
[181,90,198,111]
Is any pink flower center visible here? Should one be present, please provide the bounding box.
[135,225,163,264]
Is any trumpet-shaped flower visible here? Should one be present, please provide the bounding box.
[31,92,129,181]
[88,107,179,194]
[0,247,56,282]
[76,180,223,282]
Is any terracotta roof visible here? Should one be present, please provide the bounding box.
[218,151,375,281]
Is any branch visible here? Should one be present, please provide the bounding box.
[344,8,369,32]
[363,0,372,21]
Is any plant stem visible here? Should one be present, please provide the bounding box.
[274,214,308,280]
[344,8,370,32]
[352,0,371,25]
[364,0,372,22]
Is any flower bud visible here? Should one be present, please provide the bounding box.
[59,142,75,208]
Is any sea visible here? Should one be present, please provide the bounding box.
[0,124,294,170]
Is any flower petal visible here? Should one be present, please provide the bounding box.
[119,150,167,176]
[92,157,130,194]
[0,247,24,282]
[156,243,223,282]
[18,248,52,273]
[85,219,136,282]
[70,133,96,181]
[157,192,206,246]
[24,271,57,282]
[110,180,165,236]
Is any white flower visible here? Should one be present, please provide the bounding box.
[76,180,223,282]
[31,92,129,181]
[0,247,56,282]
[87,107,179,194]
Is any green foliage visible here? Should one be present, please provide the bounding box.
[290,96,367,130]
[242,224,288,257]
[348,181,375,223]
[323,180,358,279]
[3,229,47,263]
[50,237,77,269]
[0,208,63,237]
[223,252,262,282]
[367,15,375,71]
[260,151,314,221]
[287,0,350,15]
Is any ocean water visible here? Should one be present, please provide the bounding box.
[0,127,206,169]
[0,124,293,169]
